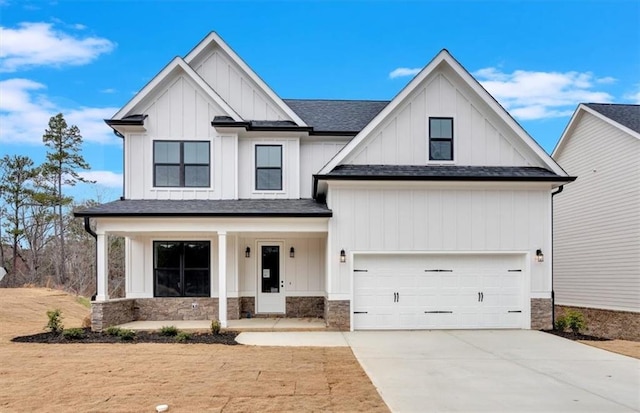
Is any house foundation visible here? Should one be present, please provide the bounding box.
[555,305,640,341]
[325,299,350,330]
[531,298,553,330]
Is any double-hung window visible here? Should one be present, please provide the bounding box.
[154,141,210,187]
[255,145,282,190]
[154,241,210,297]
[429,117,454,161]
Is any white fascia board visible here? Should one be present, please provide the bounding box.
[113,57,242,121]
[551,104,584,159]
[184,32,308,126]
[319,50,568,177]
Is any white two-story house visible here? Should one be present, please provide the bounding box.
[76,32,574,331]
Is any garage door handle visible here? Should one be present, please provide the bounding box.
[424,311,453,314]
[508,310,522,313]
[353,311,368,314]
[425,269,453,272]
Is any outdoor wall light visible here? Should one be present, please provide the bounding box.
[340,249,346,263]
[290,247,295,258]
[245,246,251,258]
[535,249,544,263]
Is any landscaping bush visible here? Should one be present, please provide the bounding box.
[554,315,568,332]
[62,328,85,339]
[211,319,221,335]
[104,326,122,336]
[45,309,64,334]
[82,316,92,329]
[565,310,586,334]
[175,331,191,343]
[117,329,136,341]
[159,325,179,336]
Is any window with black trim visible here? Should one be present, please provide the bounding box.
[429,117,453,161]
[255,145,282,190]
[153,141,210,187]
[154,241,210,297]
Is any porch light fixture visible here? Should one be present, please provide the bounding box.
[289,247,295,258]
[245,246,251,258]
[340,249,346,263]
[535,249,544,263]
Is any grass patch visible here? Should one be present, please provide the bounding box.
[159,325,179,336]
[76,296,91,308]
[62,328,85,339]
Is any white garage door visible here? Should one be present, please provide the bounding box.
[353,254,527,330]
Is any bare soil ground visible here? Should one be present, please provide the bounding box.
[579,339,640,359]
[0,288,389,413]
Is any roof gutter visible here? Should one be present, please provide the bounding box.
[315,174,576,183]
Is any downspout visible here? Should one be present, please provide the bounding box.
[550,185,564,328]
[83,217,98,300]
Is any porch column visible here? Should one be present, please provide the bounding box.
[96,233,109,301]
[218,231,227,327]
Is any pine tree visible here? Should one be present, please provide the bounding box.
[41,113,93,285]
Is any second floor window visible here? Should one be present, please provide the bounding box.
[255,145,282,190]
[429,117,454,161]
[154,141,210,187]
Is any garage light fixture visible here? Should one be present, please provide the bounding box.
[290,247,295,258]
[340,249,346,263]
[535,249,544,262]
[245,246,251,258]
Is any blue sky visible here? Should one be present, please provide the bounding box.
[1,0,639,201]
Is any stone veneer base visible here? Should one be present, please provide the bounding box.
[531,298,552,330]
[325,299,350,331]
[555,305,640,341]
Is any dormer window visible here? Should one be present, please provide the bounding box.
[255,145,283,190]
[154,141,210,187]
[429,117,453,161]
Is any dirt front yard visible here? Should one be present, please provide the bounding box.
[0,288,389,413]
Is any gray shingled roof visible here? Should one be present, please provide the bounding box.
[317,165,573,181]
[74,199,332,217]
[585,104,640,134]
[283,99,389,133]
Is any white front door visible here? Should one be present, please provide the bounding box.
[256,242,285,313]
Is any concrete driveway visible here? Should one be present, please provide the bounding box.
[344,330,640,413]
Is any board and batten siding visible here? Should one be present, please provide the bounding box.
[553,112,640,312]
[326,184,551,298]
[124,71,237,200]
[300,139,348,197]
[346,65,540,167]
[190,45,291,121]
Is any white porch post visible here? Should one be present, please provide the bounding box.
[96,233,109,301]
[218,231,227,327]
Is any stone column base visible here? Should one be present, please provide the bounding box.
[325,299,350,331]
[531,298,552,330]
[91,299,136,332]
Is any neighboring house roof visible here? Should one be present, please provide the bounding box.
[283,99,389,134]
[74,199,332,218]
[584,104,640,134]
[552,103,640,157]
[318,49,568,177]
[211,116,313,132]
[316,165,573,182]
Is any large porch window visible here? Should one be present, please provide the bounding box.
[154,241,210,297]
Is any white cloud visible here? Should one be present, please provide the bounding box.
[474,67,614,120]
[596,76,617,85]
[0,78,119,145]
[0,22,115,72]
[78,170,123,188]
[624,85,640,104]
[389,67,421,79]
[100,88,116,94]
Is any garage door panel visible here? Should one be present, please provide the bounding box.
[353,253,527,330]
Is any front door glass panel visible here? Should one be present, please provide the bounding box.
[261,246,280,293]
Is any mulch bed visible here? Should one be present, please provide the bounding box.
[12,328,239,345]
[543,329,610,341]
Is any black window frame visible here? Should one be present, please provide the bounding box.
[428,117,454,161]
[153,140,210,188]
[255,144,283,191]
[153,241,210,297]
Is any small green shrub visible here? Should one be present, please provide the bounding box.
[210,319,221,335]
[62,328,85,339]
[45,309,64,334]
[104,326,123,336]
[159,325,179,336]
[554,316,568,332]
[117,329,136,341]
[565,310,586,333]
[175,331,191,343]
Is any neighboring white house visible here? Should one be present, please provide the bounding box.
[76,32,574,331]
[552,103,640,340]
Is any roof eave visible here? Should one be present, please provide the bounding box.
[73,211,333,218]
[315,174,576,183]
